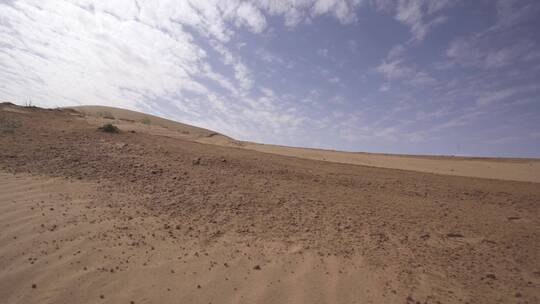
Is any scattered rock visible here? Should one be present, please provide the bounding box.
[253,265,261,270]
[32,284,36,289]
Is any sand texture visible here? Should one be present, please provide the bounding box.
[71,105,540,183]
[1,103,539,303]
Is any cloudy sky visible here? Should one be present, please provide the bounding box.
[1,0,539,157]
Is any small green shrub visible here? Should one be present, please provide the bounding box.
[97,111,115,119]
[98,123,119,133]
[141,117,151,125]
[0,117,21,134]
[23,99,37,108]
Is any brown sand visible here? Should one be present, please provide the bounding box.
[238,143,540,183]
[71,105,540,183]
[1,103,539,303]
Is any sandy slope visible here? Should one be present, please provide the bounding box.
[71,105,236,145]
[70,105,540,183]
[240,143,540,183]
[0,172,392,304]
[1,103,539,303]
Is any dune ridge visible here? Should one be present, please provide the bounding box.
[1,103,539,303]
[70,105,540,183]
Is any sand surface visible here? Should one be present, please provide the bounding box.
[0,172,392,304]
[1,103,539,303]
[239,143,540,183]
[70,105,540,183]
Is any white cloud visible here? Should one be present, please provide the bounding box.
[376,43,437,87]
[494,0,540,28]
[384,0,455,41]
[410,71,437,86]
[446,37,536,69]
[482,136,520,145]
[256,48,284,64]
[376,59,413,79]
[235,2,267,33]
[329,95,345,104]
[317,48,329,57]
[378,83,390,92]
[328,76,341,84]
[2,0,535,156]
[476,84,540,106]
[435,110,485,130]
[388,44,406,60]
[476,89,515,107]
[0,1,209,108]
[416,107,450,121]
[256,0,365,26]
[445,0,540,70]
[376,44,414,79]
[311,0,361,23]
[0,0,311,144]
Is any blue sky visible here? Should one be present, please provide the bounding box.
[1,0,539,157]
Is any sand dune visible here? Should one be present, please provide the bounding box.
[70,105,540,183]
[1,103,539,303]
[240,143,540,183]
[70,105,235,145]
[0,172,393,304]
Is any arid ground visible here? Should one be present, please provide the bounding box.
[1,103,539,304]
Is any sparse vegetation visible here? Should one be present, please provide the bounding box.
[97,111,115,119]
[141,116,151,125]
[0,116,21,134]
[23,98,36,108]
[98,123,119,133]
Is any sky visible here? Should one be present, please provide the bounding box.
[1,0,539,157]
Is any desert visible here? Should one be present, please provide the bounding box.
[1,1,540,303]
[1,103,539,303]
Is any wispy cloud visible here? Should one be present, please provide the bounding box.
[376,59,414,79]
[376,44,437,87]
[256,0,364,26]
[235,2,267,33]
[317,48,329,58]
[373,0,456,41]
[482,136,520,145]
[476,84,540,106]
[445,0,540,70]
[0,0,539,157]
[379,83,390,92]
[446,37,537,69]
